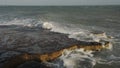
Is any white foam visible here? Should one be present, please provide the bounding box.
[69,31,113,43]
[41,22,114,44]
[106,42,113,50]
[0,19,113,43]
[42,22,54,30]
[0,18,42,27]
[60,49,96,68]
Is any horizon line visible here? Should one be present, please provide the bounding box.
[0,4,120,6]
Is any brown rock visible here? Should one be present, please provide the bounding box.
[3,41,111,68]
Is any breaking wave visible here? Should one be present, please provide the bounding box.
[0,18,114,68]
[0,18,114,43]
[41,21,114,68]
[60,49,96,68]
[47,48,114,68]
[41,21,114,43]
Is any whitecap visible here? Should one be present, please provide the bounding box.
[60,49,96,68]
[42,22,54,30]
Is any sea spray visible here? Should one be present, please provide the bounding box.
[42,22,113,43]
[42,22,54,29]
[0,19,114,43]
[0,6,119,68]
[59,49,96,68]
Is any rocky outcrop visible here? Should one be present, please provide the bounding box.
[0,26,112,68]
[3,41,111,68]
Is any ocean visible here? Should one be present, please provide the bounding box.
[0,6,120,68]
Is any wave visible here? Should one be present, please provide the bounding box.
[41,21,114,68]
[48,48,114,68]
[0,18,114,43]
[0,18,42,27]
[0,18,114,68]
[60,49,96,68]
[42,22,54,30]
[41,21,114,43]
[0,18,113,43]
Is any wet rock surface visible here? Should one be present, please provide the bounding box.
[17,61,51,68]
[0,26,109,68]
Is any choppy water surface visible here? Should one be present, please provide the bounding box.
[0,6,120,68]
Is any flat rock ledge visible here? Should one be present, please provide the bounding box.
[0,27,111,68]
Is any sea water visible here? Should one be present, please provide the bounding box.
[0,6,120,68]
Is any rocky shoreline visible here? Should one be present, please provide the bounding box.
[0,26,111,68]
